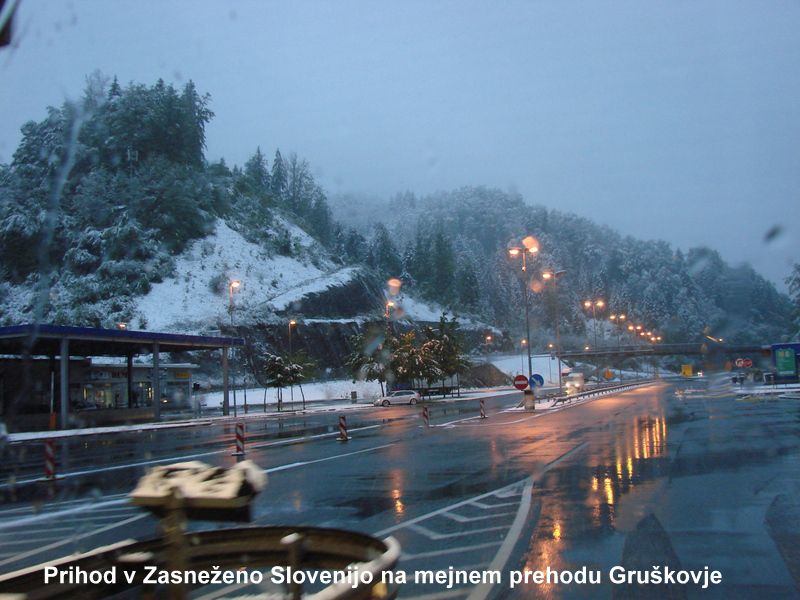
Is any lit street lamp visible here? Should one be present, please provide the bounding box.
[227,279,241,417]
[508,238,539,380]
[582,299,605,349]
[288,319,299,410]
[228,280,241,325]
[542,269,566,392]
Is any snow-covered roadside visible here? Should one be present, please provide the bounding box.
[199,378,385,409]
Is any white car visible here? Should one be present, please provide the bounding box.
[373,390,420,406]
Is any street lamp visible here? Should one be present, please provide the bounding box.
[520,339,527,373]
[288,319,299,410]
[582,299,605,348]
[542,269,566,392]
[228,280,241,325]
[508,239,539,380]
[228,279,241,417]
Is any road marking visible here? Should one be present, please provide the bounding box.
[441,511,517,523]
[265,443,396,474]
[408,523,506,541]
[401,541,503,561]
[466,479,533,600]
[0,443,395,534]
[0,499,130,532]
[2,424,387,486]
[376,478,530,538]
[0,513,147,568]
[469,500,520,510]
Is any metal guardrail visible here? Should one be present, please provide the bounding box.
[548,379,657,405]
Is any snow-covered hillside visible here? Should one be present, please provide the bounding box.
[134,219,356,332]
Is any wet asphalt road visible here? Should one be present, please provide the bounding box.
[1,381,799,599]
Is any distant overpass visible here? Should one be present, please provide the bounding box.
[558,343,770,361]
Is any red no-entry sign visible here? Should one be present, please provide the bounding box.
[514,375,529,390]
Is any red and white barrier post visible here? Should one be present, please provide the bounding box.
[337,415,350,441]
[44,440,56,480]
[480,398,486,419]
[233,422,245,456]
[422,406,430,427]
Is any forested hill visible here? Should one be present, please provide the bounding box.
[0,76,369,329]
[330,188,794,345]
[0,75,793,346]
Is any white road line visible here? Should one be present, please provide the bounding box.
[265,443,395,474]
[0,534,79,546]
[408,523,507,541]
[0,498,129,532]
[441,511,517,524]
[465,478,534,600]
[0,443,395,533]
[468,501,519,510]
[0,513,147,568]
[401,541,503,561]
[3,424,387,486]
[376,478,528,538]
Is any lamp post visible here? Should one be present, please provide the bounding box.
[228,279,241,417]
[583,299,605,349]
[288,319,297,410]
[520,339,527,373]
[508,239,539,380]
[542,269,566,393]
[228,280,241,325]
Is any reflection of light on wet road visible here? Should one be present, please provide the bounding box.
[392,489,404,515]
[390,470,404,516]
[604,476,614,506]
[552,521,561,540]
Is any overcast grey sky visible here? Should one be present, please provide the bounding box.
[1,0,798,288]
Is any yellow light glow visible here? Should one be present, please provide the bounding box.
[522,235,539,251]
[553,522,562,540]
[542,271,552,279]
[604,476,614,505]
[591,476,599,492]
[230,280,241,289]
[627,456,633,480]
[584,300,592,308]
[508,247,521,256]
[596,300,605,308]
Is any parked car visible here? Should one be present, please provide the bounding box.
[373,390,421,406]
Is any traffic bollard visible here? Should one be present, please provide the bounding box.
[480,398,487,419]
[233,422,245,456]
[337,415,350,441]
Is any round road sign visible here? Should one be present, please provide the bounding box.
[530,374,545,388]
[513,375,529,390]
[742,358,753,368]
